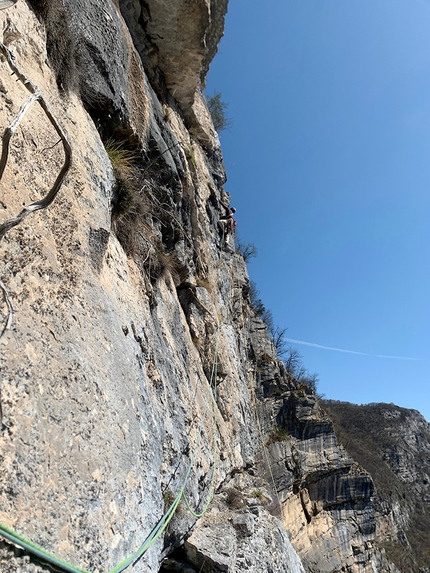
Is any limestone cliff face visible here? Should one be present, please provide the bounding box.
[0,2,414,573]
[322,401,430,573]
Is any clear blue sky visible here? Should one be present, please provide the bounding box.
[206,0,430,421]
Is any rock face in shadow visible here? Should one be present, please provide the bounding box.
[0,2,422,573]
[119,0,227,147]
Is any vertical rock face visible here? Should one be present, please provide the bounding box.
[118,0,228,147]
[118,0,228,106]
[0,2,425,573]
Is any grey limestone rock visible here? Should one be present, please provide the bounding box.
[185,523,237,572]
[0,2,423,573]
[231,512,255,536]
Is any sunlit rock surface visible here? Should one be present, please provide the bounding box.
[0,2,426,573]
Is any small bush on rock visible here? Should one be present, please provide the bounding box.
[267,425,289,445]
[235,237,258,262]
[162,489,176,513]
[225,488,246,509]
[206,91,232,133]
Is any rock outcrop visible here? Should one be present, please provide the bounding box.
[0,2,426,573]
[322,401,430,573]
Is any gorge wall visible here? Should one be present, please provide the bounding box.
[322,401,430,573]
[0,2,427,573]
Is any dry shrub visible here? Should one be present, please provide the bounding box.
[105,139,138,178]
[107,138,152,260]
[106,139,189,285]
[195,276,213,293]
[146,242,188,286]
[112,197,151,258]
[162,489,176,513]
[266,425,289,446]
[225,488,246,510]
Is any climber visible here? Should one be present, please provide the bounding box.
[218,200,236,243]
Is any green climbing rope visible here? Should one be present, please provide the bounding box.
[0,523,91,573]
[0,169,227,571]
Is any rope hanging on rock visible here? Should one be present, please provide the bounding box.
[0,43,72,242]
[0,34,226,573]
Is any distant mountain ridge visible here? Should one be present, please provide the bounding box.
[321,400,430,572]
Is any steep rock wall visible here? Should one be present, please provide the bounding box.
[322,401,430,573]
[0,2,409,573]
[0,2,300,572]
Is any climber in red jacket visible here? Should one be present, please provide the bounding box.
[218,200,236,239]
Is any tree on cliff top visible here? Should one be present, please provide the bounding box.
[206,91,232,132]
